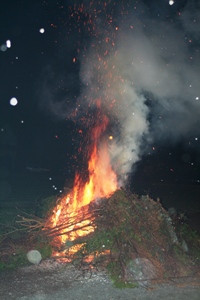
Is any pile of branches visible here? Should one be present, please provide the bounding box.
[42,204,96,251]
[0,209,45,240]
[66,189,199,284]
[3,189,199,285]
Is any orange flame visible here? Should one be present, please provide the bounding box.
[45,111,118,249]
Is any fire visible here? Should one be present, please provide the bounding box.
[45,111,118,251]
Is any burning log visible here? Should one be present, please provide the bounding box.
[43,113,118,250]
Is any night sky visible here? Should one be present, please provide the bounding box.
[0,0,200,213]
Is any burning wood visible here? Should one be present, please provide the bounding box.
[3,189,199,287]
[43,110,118,252]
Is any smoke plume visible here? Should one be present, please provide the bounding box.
[40,1,200,183]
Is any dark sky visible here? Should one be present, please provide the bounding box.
[0,0,79,174]
[0,0,200,195]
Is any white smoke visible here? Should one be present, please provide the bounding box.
[40,1,200,183]
[117,20,200,141]
[78,41,150,181]
[77,5,200,182]
[77,11,200,178]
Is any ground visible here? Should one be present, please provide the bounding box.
[1,176,200,299]
[0,259,200,300]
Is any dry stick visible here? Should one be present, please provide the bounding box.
[1,227,27,239]
[45,208,93,228]
[16,217,44,230]
[44,211,94,236]
[16,207,43,221]
[43,209,96,236]
[46,214,94,230]
[46,222,95,238]
[1,217,43,239]
[44,216,96,236]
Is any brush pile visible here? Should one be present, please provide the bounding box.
[1,189,199,286]
[62,189,199,286]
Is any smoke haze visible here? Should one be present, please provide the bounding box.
[40,1,200,183]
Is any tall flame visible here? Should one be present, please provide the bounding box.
[45,111,118,247]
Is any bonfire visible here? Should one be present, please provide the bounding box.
[43,109,118,254]
[2,107,199,286]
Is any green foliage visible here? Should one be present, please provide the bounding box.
[179,223,199,240]
[1,189,199,285]
[0,209,20,236]
[71,190,145,286]
[30,234,53,259]
[35,195,57,218]
[80,230,113,252]
[107,261,137,288]
[172,244,189,265]
[0,237,52,273]
[113,278,138,289]
[0,247,28,272]
[176,223,200,261]
[72,228,116,265]
[70,189,198,285]
[36,243,52,259]
[0,196,54,273]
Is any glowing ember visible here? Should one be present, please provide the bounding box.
[45,111,118,250]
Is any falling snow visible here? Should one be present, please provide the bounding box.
[0,44,7,51]
[39,28,45,33]
[9,97,18,106]
[1,1,200,201]
[6,40,11,48]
